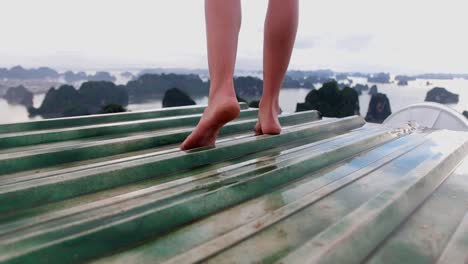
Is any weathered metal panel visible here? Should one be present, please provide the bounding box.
[0,110,320,175]
[0,109,258,149]
[0,105,466,264]
[0,103,249,134]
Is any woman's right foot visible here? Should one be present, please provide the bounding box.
[180,95,240,151]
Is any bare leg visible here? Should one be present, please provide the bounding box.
[181,0,242,150]
[255,0,299,135]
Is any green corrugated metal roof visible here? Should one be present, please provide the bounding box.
[0,103,467,264]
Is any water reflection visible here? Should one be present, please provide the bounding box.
[0,97,43,124]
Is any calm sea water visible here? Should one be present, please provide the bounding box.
[354,78,468,116]
[1,79,467,124]
[280,78,468,115]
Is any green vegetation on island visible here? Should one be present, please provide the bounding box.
[162,88,196,108]
[296,80,360,118]
[99,104,127,114]
[233,76,263,97]
[368,85,378,95]
[365,93,392,123]
[29,81,128,118]
[126,73,208,99]
[2,85,33,107]
[425,87,459,104]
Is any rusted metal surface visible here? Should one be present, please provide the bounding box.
[0,105,466,264]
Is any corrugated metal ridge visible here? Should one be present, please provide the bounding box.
[0,103,249,134]
[437,213,468,264]
[0,104,467,264]
[279,132,468,264]
[0,112,336,212]
[0,108,257,149]
[0,110,320,175]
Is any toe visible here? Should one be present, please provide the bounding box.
[180,135,192,150]
[254,122,263,135]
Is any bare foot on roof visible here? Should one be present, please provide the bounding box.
[180,94,240,150]
[254,99,282,135]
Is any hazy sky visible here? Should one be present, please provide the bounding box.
[1,0,466,73]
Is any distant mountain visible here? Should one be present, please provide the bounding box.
[87,72,116,82]
[284,71,468,83]
[347,72,370,78]
[0,66,118,83]
[368,85,378,95]
[425,87,459,104]
[122,73,274,101]
[63,71,116,83]
[0,84,7,96]
[2,85,33,107]
[138,68,209,77]
[395,75,417,82]
[99,104,126,114]
[282,75,315,89]
[30,81,128,118]
[63,71,88,82]
[162,88,196,108]
[286,70,334,84]
[368,73,390,83]
[0,66,60,80]
[121,71,135,79]
[397,80,408,86]
[296,80,360,117]
[287,70,334,80]
[126,73,208,99]
[352,84,369,95]
[335,73,349,81]
[395,73,468,80]
[233,76,263,97]
[366,93,392,123]
[415,73,457,80]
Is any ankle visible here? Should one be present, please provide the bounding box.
[259,98,280,113]
[209,78,235,98]
[209,93,237,108]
